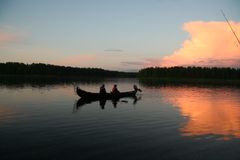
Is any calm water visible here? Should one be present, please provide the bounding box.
[0,78,240,160]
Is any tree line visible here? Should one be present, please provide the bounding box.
[0,62,136,77]
[139,66,240,79]
[2,63,240,79]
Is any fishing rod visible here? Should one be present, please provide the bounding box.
[220,9,240,46]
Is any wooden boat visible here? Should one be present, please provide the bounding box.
[76,87,139,100]
[75,96,141,110]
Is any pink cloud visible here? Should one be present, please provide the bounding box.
[0,32,19,44]
[146,21,240,67]
[0,26,29,45]
[55,54,98,67]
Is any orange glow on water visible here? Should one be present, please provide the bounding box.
[161,87,240,139]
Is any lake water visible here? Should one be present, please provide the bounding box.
[0,78,240,160]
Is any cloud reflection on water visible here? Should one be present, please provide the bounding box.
[160,87,240,140]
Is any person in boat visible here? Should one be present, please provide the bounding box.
[133,84,142,92]
[111,84,120,94]
[99,84,107,94]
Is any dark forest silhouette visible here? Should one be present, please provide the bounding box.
[139,66,240,79]
[1,63,240,83]
[0,62,136,77]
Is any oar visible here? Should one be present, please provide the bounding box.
[120,100,128,103]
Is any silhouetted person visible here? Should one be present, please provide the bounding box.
[100,84,106,94]
[133,84,142,92]
[111,84,120,94]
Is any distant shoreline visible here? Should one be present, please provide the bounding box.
[1,62,240,86]
[138,66,240,86]
[0,62,137,78]
[139,66,240,79]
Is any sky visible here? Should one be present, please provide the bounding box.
[0,0,239,71]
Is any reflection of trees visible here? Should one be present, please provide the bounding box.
[139,77,240,87]
[160,87,240,140]
[0,75,104,89]
[74,96,141,112]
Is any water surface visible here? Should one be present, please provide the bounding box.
[0,78,240,160]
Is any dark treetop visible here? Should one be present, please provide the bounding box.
[0,62,136,77]
[139,66,240,79]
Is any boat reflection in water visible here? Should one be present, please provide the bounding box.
[160,87,240,140]
[74,96,141,111]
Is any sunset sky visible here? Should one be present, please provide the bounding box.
[0,0,239,71]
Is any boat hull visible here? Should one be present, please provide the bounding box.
[76,87,137,100]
